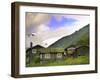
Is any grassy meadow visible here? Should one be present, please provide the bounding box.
[26,54,89,67]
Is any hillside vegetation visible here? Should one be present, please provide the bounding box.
[49,24,89,48]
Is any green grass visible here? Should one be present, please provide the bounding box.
[26,55,89,67]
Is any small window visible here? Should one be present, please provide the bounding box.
[57,53,62,59]
[44,53,51,59]
[32,49,37,54]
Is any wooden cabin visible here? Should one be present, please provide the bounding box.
[65,45,89,57]
[26,45,44,54]
[26,45,44,64]
[65,45,76,57]
[26,45,65,62]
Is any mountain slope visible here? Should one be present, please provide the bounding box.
[48,24,89,48]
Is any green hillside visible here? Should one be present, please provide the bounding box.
[49,24,89,48]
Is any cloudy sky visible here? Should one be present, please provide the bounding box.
[25,12,90,48]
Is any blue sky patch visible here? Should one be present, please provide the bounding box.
[47,15,77,30]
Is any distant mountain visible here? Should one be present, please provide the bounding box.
[48,24,89,48]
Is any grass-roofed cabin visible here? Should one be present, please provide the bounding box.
[65,45,76,57]
[38,48,65,61]
[26,45,44,64]
[26,45,44,55]
[65,45,89,58]
[26,44,65,64]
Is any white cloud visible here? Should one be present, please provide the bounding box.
[36,24,50,33]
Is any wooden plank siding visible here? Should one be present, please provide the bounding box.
[39,52,64,60]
